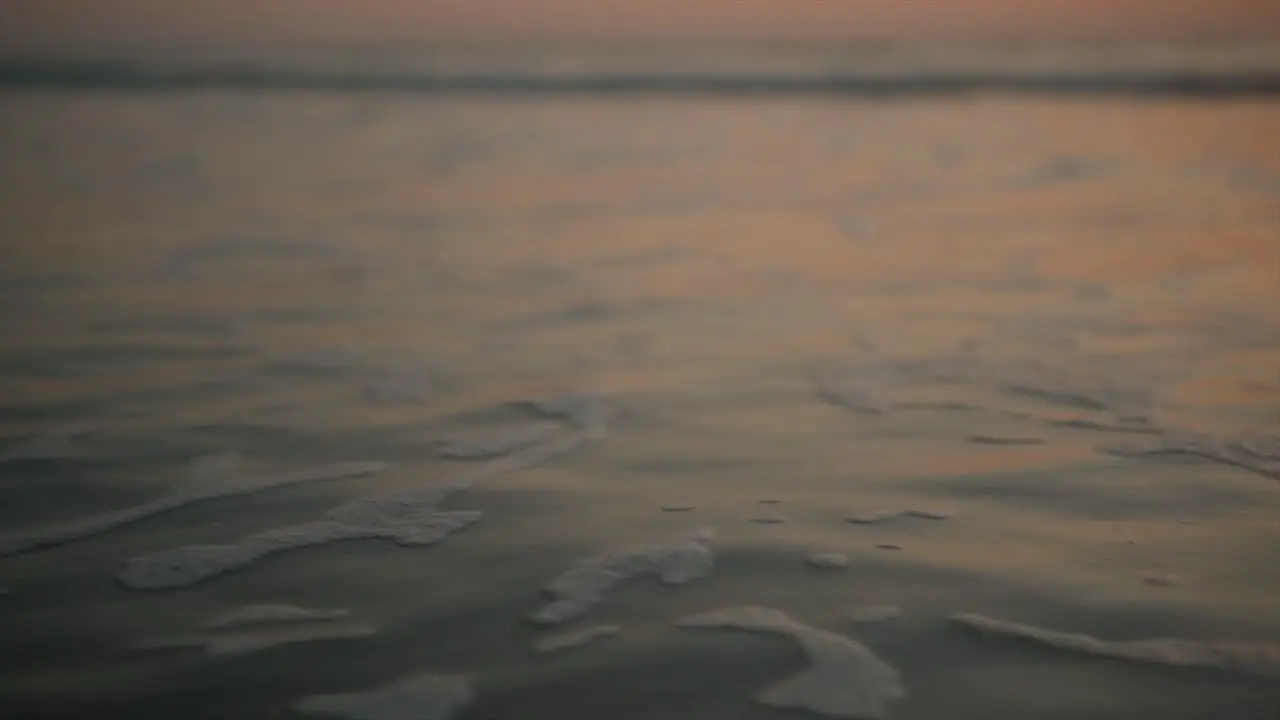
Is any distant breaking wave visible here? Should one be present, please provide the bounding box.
[3,60,1280,97]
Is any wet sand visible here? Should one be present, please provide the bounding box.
[0,89,1278,719]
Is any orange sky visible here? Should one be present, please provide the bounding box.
[1,0,1278,52]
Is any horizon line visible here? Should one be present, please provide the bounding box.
[3,60,1280,98]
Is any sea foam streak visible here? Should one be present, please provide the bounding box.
[120,431,595,590]
[952,613,1280,678]
[133,621,376,658]
[132,601,370,658]
[435,421,563,459]
[533,624,621,654]
[200,603,350,630]
[1100,430,1280,481]
[529,529,715,625]
[0,454,389,558]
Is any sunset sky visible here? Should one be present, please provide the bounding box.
[1,0,1278,54]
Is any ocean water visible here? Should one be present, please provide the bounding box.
[1,45,1279,719]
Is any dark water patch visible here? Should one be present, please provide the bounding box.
[96,374,251,412]
[156,423,413,470]
[0,342,253,378]
[502,263,581,291]
[468,637,795,720]
[0,618,137,719]
[425,138,492,171]
[264,348,362,375]
[0,273,88,301]
[621,455,757,476]
[966,435,1046,446]
[251,307,337,324]
[82,315,239,339]
[1011,157,1117,188]
[567,145,686,168]
[999,383,1110,412]
[896,401,984,413]
[482,298,683,349]
[836,216,872,241]
[1226,168,1280,193]
[175,422,344,455]
[896,462,1276,521]
[494,300,615,331]
[0,398,107,424]
[162,235,348,275]
[592,245,705,268]
[348,210,454,234]
[0,455,181,529]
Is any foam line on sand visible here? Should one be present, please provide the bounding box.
[951,613,1280,678]
[678,606,904,719]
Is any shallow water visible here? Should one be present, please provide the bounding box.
[0,88,1278,719]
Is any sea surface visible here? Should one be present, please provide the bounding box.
[1,43,1278,720]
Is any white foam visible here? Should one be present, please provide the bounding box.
[119,502,480,591]
[678,606,905,719]
[528,529,715,625]
[533,624,621,654]
[848,606,901,623]
[134,621,377,658]
[0,458,389,559]
[120,431,595,590]
[294,672,473,720]
[201,603,350,630]
[951,613,1280,679]
[807,553,850,570]
[435,422,562,459]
